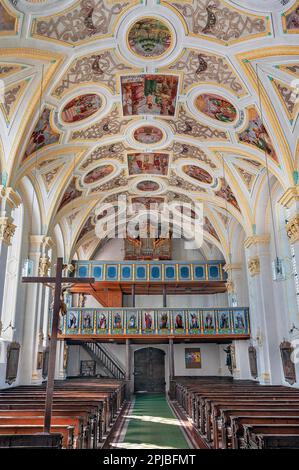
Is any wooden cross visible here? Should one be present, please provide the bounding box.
[22,257,94,433]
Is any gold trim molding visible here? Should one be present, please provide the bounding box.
[286,215,299,245]
[279,186,299,208]
[244,235,270,249]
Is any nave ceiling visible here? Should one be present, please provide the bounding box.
[0,0,299,260]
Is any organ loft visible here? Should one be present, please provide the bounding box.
[0,0,299,453]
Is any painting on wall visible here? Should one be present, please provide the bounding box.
[203,311,215,334]
[96,312,109,334]
[128,153,169,176]
[5,342,20,385]
[142,310,155,334]
[280,341,297,385]
[238,107,278,162]
[80,360,96,377]
[58,177,82,212]
[217,310,231,334]
[137,180,160,192]
[66,310,80,334]
[111,310,124,334]
[185,348,202,369]
[183,165,213,184]
[83,164,114,184]
[131,197,165,210]
[61,94,102,123]
[174,311,185,334]
[233,310,247,334]
[121,75,179,116]
[81,310,94,334]
[133,125,163,144]
[128,18,172,58]
[157,310,171,334]
[127,311,139,334]
[0,4,16,32]
[195,93,237,123]
[23,108,59,159]
[188,310,201,334]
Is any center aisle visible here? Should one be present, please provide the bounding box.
[115,394,191,449]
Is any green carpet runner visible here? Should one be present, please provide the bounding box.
[121,394,190,449]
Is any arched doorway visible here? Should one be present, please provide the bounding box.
[134,347,166,393]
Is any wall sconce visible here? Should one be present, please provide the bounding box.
[289,323,299,334]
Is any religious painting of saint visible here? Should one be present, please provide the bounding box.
[188,311,201,334]
[128,18,172,58]
[111,311,124,334]
[83,164,114,185]
[121,75,178,116]
[142,310,155,334]
[195,94,237,123]
[0,4,16,32]
[61,94,102,123]
[217,310,231,334]
[23,108,59,159]
[66,310,80,333]
[96,312,109,334]
[127,311,139,334]
[203,311,215,334]
[81,310,94,334]
[280,341,297,385]
[174,311,185,333]
[238,107,278,162]
[133,126,163,144]
[157,310,171,334]
[131,197,165,211]
[183,165,213,184]
[233,310,247,334]
[137,181,160,192]
[128,153,169,176]
[185,348,202,369]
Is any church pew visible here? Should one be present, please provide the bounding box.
[0,416,84,449]
[242,424,299,449]
[250,434,299,449]
[0,424,75,448]
[218,407,299,449]
[230,416,299,449]
[0,433,62,448]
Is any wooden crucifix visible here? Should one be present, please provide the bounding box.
[22,257,94,433]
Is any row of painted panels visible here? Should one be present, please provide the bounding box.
[60,308,250,336]
[74,261,225,282]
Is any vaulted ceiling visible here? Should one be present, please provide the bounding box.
[0,0,298,260]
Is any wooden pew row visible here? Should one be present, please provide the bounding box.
[171,377,299,449]
[0,378,126,449]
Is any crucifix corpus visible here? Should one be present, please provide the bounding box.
[22,257,94,433]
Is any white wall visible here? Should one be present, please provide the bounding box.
[123,293,229,308]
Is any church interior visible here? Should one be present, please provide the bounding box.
[1,0,299,451]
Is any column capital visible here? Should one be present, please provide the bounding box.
[278,186,299,208]
[29,235,54,250]
[244,234,270,249]
[223,263,242,272]
[247,256,260,276]
[0,186,21,211]
[0,216,16,245]
[285,214,299,244]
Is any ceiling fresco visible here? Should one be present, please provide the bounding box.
[0,0,298,260]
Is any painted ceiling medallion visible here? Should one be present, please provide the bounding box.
[183,165,213,185]
[195,94,237,123]
[121,75,178,116]
[127,17,172,58]
[61,94,102,124]
[128,153,169,176]
[83,164,114,185]
[133,125,163,144]
[137,181,160,192]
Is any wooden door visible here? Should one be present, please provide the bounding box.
[134,347,166,393]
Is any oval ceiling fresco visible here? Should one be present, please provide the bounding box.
[195,93,237,123]
[61,93,102,123]
[183,165,213,184]
[133,125,164,144]
[127,18,172,58]
[137,180,160,192]
[83,164,114,185]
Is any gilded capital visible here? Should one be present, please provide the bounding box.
[278,186,299,208]
[223,263,242,273]
[248,256,260,276]
[225,280,235,294]
[0,216,16,245]
[0,186,21,210]
[244,235,270,249]
[286,215,299,244]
